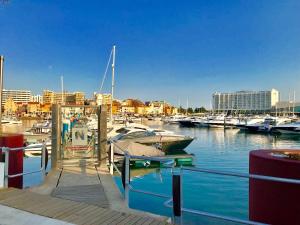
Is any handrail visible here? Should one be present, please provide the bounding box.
[181,166,300,185]
[108,146,300,225]
[1,144,47,188]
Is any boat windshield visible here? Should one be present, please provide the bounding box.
[115,127,130,134]
[119,131,155,140]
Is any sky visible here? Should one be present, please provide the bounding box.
[0,0,300,108]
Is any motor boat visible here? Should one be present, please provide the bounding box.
[271,122,300,135]
[110,126,194,153]
[236,117,265,130]
[245,117,291,133]
[24,140,52,157]
[163,115,187,124]
[178,117,195,127]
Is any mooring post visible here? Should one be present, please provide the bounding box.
[51,104,61,169]
[98,105,107,165]
[172,173,182,224]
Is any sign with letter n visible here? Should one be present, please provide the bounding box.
[72,126,88,146]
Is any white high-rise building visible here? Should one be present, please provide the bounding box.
[30,95,43,103]
[212,89,279,111]
[2,89,32,104]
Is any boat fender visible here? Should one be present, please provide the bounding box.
[144,160,151,167]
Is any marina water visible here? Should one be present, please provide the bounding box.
[115,120,300,224]
[19,119,300,224]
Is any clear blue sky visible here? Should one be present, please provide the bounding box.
[1,0,300,108]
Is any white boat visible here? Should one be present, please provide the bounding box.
[1,116,22,125]
[163,115,187,124]
[245,117,291,133]
[271,122,300,134]
[109,124,194,152]
[24,141,52,157]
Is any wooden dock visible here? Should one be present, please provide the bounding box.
[0,165,169,225]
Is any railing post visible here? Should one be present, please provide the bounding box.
[4,147,9,188]
[124,152,130,206]
[110,142,114,175]
[41,143,46,182]
[172,173,182,224]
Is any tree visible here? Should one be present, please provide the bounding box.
[178,106,186,114]
[187,107,194,114]
[194,107,208,113]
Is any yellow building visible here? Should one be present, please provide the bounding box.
[74,92,85,105]
[95,93,112,105]
[43,90,54,104]
[27,102,41,115]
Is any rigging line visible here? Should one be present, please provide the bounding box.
[99,49,113,93]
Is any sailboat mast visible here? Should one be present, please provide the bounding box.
[111,45,116,123]
[293,90,296,116]
[186,97,189,115]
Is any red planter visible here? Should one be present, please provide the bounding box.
[249,149,300,225]
[0,134,24,189]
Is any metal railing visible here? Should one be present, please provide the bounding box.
[109,142,300,225]
[1,143,47,188]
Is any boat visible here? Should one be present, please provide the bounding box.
[236,117,265,130]
[112,127,194,153]
[245,117,291,133]
[271,122,300,135]
[192,117,209,127]
[163,114,187,124]
[24,141,52,157]
[30,120,52,134]
[1,116,22,125]
[178,117,197,127]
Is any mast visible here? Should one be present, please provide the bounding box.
[293,90,296,116]
[186,97,189,116]
[61,76,64,105]
[0,56,4,132]
[111,45,116,123]
[288,92,291,116]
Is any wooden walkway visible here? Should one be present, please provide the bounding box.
[0,165,169,225]
[0,188,168,225]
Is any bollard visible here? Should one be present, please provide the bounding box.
[172,174,182,224]
[0,134,24,188]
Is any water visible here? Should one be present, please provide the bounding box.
[114,120,300,224]
[13,119,300,224]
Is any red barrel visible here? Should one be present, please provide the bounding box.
[0,134,24,188]
[249,149,300,225]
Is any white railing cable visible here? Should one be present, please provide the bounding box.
[2,144,47,188]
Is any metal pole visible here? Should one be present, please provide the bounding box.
[111,45,116,124]
[0,56,4,132]
[110,142,114,175]
[124,153,130,206]
[41,143,46,181]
